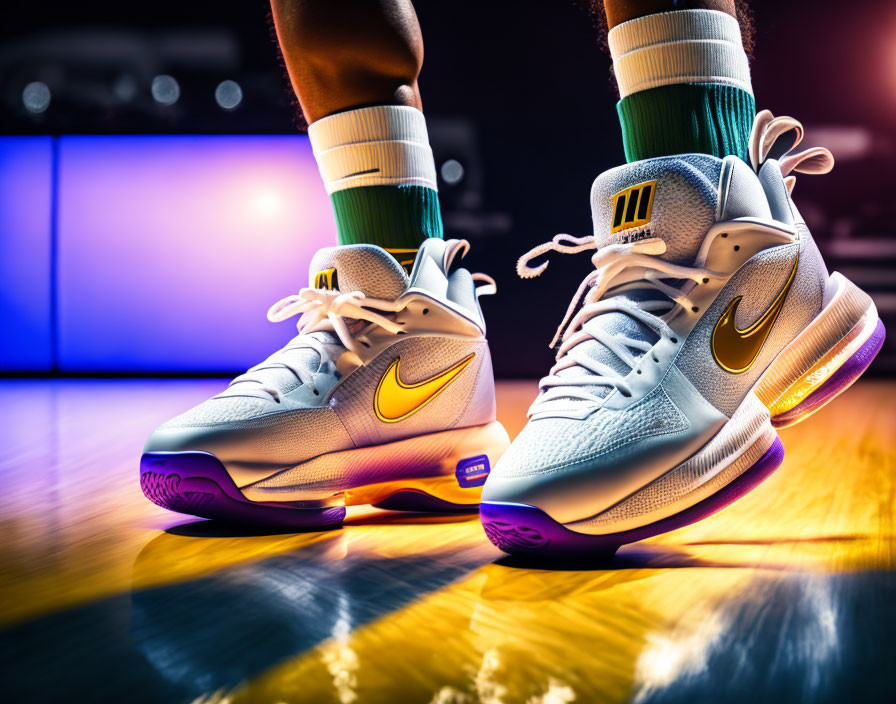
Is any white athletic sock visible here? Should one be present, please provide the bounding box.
[608,9,752,99]
[307,105,438,195]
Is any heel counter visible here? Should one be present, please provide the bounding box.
[718,155,773,222]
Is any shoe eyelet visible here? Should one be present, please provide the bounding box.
[702,278,709,284]
[671,337,678,344]
[691,306,699,313]
[721,233,728,238]
[636,370,642,374]
[734,245,740,252]
[422,308,429,315]
[312,389,320,396]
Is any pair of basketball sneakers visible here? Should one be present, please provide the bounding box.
[140,111,885,558]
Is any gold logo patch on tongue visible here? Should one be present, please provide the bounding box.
[313,267,338,290]
[610,180,656,235]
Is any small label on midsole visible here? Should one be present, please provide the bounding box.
[456,455,490,488]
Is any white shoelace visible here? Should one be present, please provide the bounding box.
[230,239,495,401]
[749,109,834,194]
[518,234,721,408]
[228,289,410,400]
[267,288,408,354]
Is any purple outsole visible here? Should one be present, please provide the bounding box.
[772,319,885,428]
[140,452,346,529]
[480,437,785,559]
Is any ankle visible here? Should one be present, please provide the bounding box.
[308,105,443,265]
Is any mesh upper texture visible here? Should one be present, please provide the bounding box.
[159,395,279,427]
[676,236,826,415]
[570,394,770,529]
[152,405,354,466]
[495,386,688,479]
[308,244,409,299]
[229,346,320,397]
[590,154,721,264]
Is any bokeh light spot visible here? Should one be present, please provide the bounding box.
[22,82,51,114]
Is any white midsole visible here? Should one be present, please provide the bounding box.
[566,393,775,535]
[240,421,510,504]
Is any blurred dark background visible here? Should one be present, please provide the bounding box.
[2,0,894,376]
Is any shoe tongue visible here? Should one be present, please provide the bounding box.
[544,289,661,410]
[590,155,722,265]
[308,244,410,299]
[538,156,724,413]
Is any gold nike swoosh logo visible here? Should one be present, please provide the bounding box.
[711,253,800,374]
[374,353,475,423]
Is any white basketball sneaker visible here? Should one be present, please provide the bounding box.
[141,238,509,528]
[480,111,885,558]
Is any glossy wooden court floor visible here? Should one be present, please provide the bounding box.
[1,378,894,703]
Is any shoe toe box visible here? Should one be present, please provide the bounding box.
[143,395,353,487]
[482,400,712,525]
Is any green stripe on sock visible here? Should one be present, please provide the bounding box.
[617,83,755,163]
[330,184,443,250]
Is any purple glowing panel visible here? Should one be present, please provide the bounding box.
[56,135,336,371]
[0,137,54,370]
[456,454,490,488]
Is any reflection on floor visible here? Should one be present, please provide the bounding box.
[0,379,894,703]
